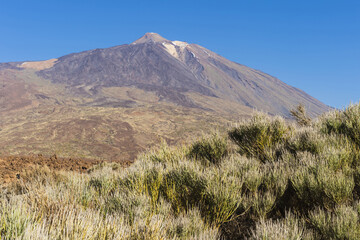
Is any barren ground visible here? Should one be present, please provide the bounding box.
[0,155,131,185]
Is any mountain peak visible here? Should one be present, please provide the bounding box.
[33,33,330,117]
[132,32,169,44]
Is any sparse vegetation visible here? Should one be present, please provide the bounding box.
[188,133,228,165]
[2,103,360,239]
[291,104,312,126]
[228,114,292,162]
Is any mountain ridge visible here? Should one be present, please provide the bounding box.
[0,33,330,160]
[31,32,330,117]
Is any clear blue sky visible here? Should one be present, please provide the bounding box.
[1,0,359,108]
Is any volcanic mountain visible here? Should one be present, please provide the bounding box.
[35,33,327,116]
[0,33,330,160]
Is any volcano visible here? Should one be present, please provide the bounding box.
[0,33,330,160]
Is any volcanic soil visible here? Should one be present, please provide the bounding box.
[0,155,130,185]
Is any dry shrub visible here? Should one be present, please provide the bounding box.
[229,114,292,162]
[4,103,360,239]
[290,104,312,127]
[188,133,229,165]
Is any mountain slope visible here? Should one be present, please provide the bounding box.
[0,33,330,160]
[37,33,329,116]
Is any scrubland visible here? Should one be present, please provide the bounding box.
[2,103,360,239]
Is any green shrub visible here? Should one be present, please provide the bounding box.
[162,167,207,214]
[243,166,263,193]
[320,104,360,148]
[140,140,187,166]
[261,162,289,195]
[202,170,243,226]
[309,204,360,239]
[290,104,312,127]
[188,133,228,165]
[0,199,32,239]
[320,138,358,171]
[144,168,163,210]
[165,208,219,239]
[102,192,142,222]
[286,129,325,157]
[250,212,313,240]
[249,190,277,219]
[292,162,354,209]
[229,114,292,162]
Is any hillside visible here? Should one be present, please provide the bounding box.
[0,33,330,160]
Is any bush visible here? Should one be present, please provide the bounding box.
[320,103,360,148]
[291,162,354,209]
[290,104,312,127]
[250,212,313,240]
[161,167,207,214]
[146,141,187,164]
[228,114,292,162]
[188,133,228,165]
[286,128,325,157]
[202,169,243,226]
[309,204,360,239]
[5,103,360,239]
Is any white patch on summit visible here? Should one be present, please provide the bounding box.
[172,41,188,48]
[162,42,179,59]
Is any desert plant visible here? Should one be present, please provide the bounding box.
[250,212,313,240]
[291,161,354,209]
[286,128,325,157]
[188,133,228,165]
[161,167,207,214]
[146,140,187,165]
[229,114,292,162]
[320,103,360,148]
[201,170,244,227]
[290,104,312,126]
[4,103,360,239]
[165,208,219,239]
[309,204,360,239]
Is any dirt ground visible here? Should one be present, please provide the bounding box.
[0,155,130,185]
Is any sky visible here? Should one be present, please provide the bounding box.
[0,0,359,108]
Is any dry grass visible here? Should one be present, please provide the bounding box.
[2,103,360,239]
